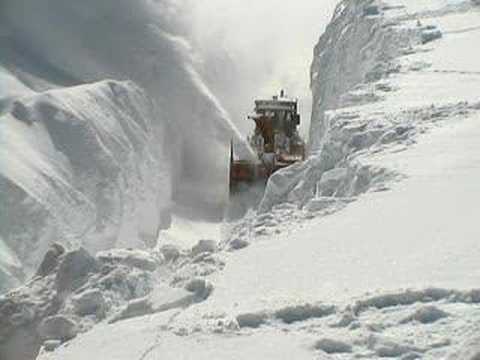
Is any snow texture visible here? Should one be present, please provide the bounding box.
[0,0,251,293]
[0,245,157,359]
[13,0,480,359]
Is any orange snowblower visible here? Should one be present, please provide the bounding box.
[229,91,305,193]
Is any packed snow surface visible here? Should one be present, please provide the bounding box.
[200,111,480,314]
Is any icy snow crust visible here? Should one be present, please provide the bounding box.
[0,0,251,291]
[32,0,480,359]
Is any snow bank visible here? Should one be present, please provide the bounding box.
[257,0,420,213]
[1,0,250,204]
[0,0,252,292]
[0,239,221,360]
[309,0,418,151]
[255,3,415,212]
[0,80,170,288]
[0,244,160,360]
[205,0,480,333]
[258,0,480,216]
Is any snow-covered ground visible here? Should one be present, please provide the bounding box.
[190,110,480,316]
[32,1,480,359]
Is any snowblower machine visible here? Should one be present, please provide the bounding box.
[229,90,305,193]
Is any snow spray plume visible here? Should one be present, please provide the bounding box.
[1,0,252,215]
[183,0,341,138]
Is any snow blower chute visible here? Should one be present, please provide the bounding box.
[229,90,305,193]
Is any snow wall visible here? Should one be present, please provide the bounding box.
[258,0,420,212]
[0,0,250,292]
[309,0,414,151]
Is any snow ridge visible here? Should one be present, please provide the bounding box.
[0,0,251,292]
[232,0,480,238]
[0,80,171,291]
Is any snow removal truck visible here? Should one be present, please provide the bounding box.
[229,91,306,193]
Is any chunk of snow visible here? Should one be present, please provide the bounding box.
[314,338,353,354]
[305,197,341,212]
[374,341,422,358]
[401,305,449,324]
[229,238,250,250]
[109,297,154,324]
[159,244,181,262]
[151,288,197,313]
[97,249,158,272]
[191,240,217,256]
[71,289,106,317]
[38,315,78,341]
[274,303,336,324]
[56,248,98,294]
[317,168,348,196]
[184,278,214,300]
[236,312,269,328]
[35,243,65,278]
[353,288,454,314]
[364,5,381,16]
[42,340,62,352]
[421,28,443,44]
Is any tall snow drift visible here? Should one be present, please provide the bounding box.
[0,80,170,292]
[0,0,248,291]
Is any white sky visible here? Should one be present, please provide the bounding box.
[189,0,341,136]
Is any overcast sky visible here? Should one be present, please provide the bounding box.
[188,0,341,136]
